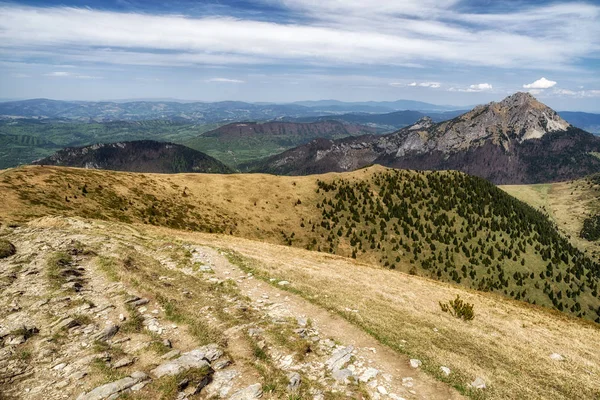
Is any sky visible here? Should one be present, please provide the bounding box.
[0,0,599,111]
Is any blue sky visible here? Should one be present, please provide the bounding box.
[1,0,599,111]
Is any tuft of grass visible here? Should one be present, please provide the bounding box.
[154,366,212,398]
[91,357,127,383]
[121,303,144,333]
[10,326,39,341]
[46,251,73,289]
[72,313,94,326]
[96,256,120,282]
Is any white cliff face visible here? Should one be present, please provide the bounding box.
[387,92,571,158]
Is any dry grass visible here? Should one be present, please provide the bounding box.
[151,224,600,400]
[501,179,600,257]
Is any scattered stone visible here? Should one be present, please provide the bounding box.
[130,298,149,307]
[229,383,263,400]
[332,368,353,384]
[118,314,125,322]
[112,357,134,369]
[359,367,379,383]
[76,371,149,400]
[550,353,565,361]
[70,371,88,381]
[130,381,148,392]
[161,350,181,360]
[53,363,68,371]
[389,395,406,400]
[213,358,232,370]
[409,359,422,368]
[162,339,172,348]
[94,324,119,342]
[325,346,353,371]
[6,335,26,345]
[440,366,451,376]
[151,345,221,378]
[287,372,301,391]
[277,281,290,286]
[177,378,190,391]
[471,377,486,389]
[377,386,388,395]
[204,369,238,398]
[53,317,79,333]
[401,377,413,388]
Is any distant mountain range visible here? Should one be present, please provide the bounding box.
[1,98,597,133]
[291,99,461,112]
[33,140,232,174]
[288,110,467,131]
[0,98,457,123]
[250,93,600,184]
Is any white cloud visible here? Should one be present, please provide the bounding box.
[448,83,493,92]
[391,81,441,88]
[553,88,600,98]
[523,77,557,89]
[45,71,71,77]
[0,3,597,70]
[44,71,101,79]
[206,78,245,83]
[418,82,441,88]
[469,83,493,91]
[10,73,30,78]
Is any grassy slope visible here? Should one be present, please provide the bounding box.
[1,166,599,324]
[501,177,600,257]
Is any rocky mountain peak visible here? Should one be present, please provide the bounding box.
[408,116,434,131]
[480,92,570,141]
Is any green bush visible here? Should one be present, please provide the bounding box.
[439,295,475,321]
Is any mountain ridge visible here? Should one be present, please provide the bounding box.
[251,93,600,184]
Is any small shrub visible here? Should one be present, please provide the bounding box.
[0,239,16,259]
[439,295,475,321]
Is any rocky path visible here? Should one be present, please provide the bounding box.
[190,245,463,400]
[0,218,463,400]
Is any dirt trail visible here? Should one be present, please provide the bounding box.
[199,246,463,400]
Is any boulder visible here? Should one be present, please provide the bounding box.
[409,359,422,368]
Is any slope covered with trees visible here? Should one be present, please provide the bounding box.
[297,170,600,322]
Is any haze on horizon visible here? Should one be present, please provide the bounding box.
[0,0,599,111]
